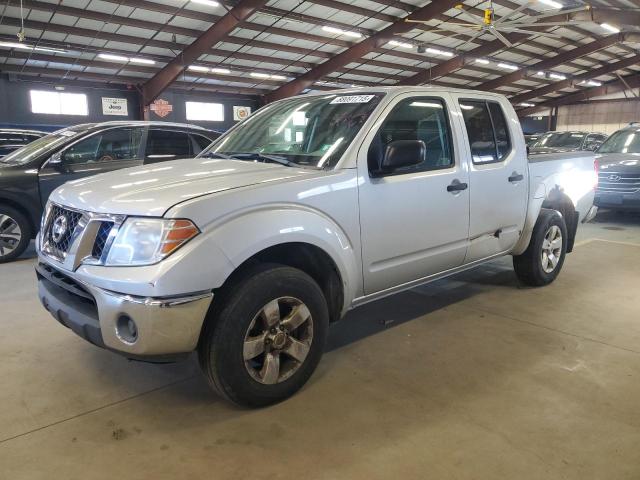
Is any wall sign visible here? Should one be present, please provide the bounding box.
[102,97,128,116]
[150,99,173,118]
[233,106,251,121]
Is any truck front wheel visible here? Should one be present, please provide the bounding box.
[513,209,568,287]
[198,264,329,407]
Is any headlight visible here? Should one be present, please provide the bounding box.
[105,218,199,266]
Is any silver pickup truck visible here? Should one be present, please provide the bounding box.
[36,87,598,406]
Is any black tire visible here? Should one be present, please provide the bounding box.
[513,209,568,287]
[0,205,31,263]
[198,263,329,407]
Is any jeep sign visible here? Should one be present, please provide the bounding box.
[102,97,128,116]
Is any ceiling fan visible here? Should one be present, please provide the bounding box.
[405,1,592,49]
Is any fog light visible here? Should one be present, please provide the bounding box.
[116,314,138,344]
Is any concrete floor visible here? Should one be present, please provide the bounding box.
[1,210,640,479]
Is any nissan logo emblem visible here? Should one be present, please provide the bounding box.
[51,215,69,243]
[607,174,621,182]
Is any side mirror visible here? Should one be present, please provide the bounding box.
[380,140,425,173]
[48,151,62,165]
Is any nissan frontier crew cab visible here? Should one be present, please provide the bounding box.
[36,87,598,407]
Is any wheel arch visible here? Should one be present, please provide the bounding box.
[512,184,577,255]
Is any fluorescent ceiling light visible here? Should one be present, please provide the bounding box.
[538,0,563,8]
[99,53,128,62]
[579,80,602,87]
[129,57,155,65]
[188,65,210,72]
[549,72,566,80]
[426,47,454,57]
[388,40,413,49]
[321,25,362,38]
[600,23,620,33]
[0,41,67,54]
[536,71,545,76]
[190,0,220,7]
[210,68,230,74]
[475,58,490,65]
[270,75,287,80]
[0,41,31,50]
[519,102,535,107]
[250,72,270,79]
[498,63,518,70]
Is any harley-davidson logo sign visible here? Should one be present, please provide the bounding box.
[150,99,173,118]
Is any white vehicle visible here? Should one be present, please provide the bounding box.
[36,87,598,406]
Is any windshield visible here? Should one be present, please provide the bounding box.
[597,129,640,154]
[200,93,385,169]
[532,132,586,149]
[0,126,88,165]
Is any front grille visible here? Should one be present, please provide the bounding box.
[597,172,640,194]
[43,205,84,260]
[92,221,114,259]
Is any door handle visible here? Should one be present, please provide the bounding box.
[508,173,524,182]
[447,181,468,193]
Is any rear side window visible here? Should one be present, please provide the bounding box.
[191,134,213,154]
[145,130,192,162]
[61,128,142,165]
[368,96,454,175]
[459,100,512,164]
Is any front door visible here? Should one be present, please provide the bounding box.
[38,127,144,205]
[452,95,529,263]
[358,94,470,295]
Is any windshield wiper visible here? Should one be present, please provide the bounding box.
[200,151,234,159]
[228,152,310,169]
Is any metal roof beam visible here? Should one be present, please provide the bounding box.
[141,0,268,105]
[263,0,460,102]
[477,34,621,92]
[510,54,640,105]
[517,73,640,115]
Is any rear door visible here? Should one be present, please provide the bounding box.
[358,93,470,294]
[451,95,528,263]
[38,127,144,204]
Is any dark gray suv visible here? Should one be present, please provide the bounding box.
[595,123,640,211]
[0,121,219,262]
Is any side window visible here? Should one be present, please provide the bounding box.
[61,128,142,165]
[191,134,213,155]
[459,100,512,164]
[145,130,192,162]
[488,102,511,160]
[368,97,454,175]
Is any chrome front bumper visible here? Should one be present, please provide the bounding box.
[36,261,213,360]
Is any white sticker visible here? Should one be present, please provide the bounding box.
[102,97,128,116]
[330,95,375,104]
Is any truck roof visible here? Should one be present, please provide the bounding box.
[308,85,510,99]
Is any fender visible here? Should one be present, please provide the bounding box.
[511,164,593,256]
[200,203,361,310]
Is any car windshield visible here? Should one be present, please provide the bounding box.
[199,93,385,169]
[531,132,586,149]
[597,129,640,154]
[0,126,89,165]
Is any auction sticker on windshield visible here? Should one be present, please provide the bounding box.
[330,95,375,104]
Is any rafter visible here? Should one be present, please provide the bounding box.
[518,72,640,116]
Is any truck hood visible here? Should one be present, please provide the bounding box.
[50,158,321,216]
[596,153,640,174]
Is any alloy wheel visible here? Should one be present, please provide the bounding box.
[541,224,562,274]
[0,214,22,258]
[243,296,314,385]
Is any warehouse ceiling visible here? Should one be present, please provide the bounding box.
[0,0,639,113]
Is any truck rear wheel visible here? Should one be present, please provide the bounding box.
[513,209,567,287]
[0,205,31,263]
[198,264,329,407]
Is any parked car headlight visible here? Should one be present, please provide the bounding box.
[105,218,199,266]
